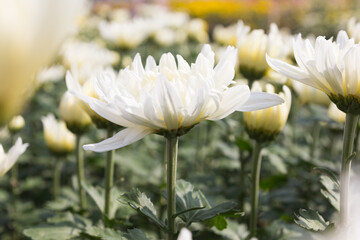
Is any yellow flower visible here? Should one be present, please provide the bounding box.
[244,82,291,142]
[7,115,25,134]
[328,103,346,124]
[60,91,92,134]
[41,114,75,155]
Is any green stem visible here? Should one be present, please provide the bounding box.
[76,134,86,211]
[239,150,246,212]
[166,135,178,240]
[53,159,63,200]
[340,114,359,226]
[104,128,115,218]
[310,121,321,159]
[249,141,263,238]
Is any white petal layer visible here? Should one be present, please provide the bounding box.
[83,127,154,152]
[237,92,285,112]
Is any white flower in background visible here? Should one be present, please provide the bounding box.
[244,83,291,142]
[177,228,192,240]
[99,18,150,50]
[66,68,116,128]
[0,138,28,176]
[347,17,360,43]
[36,65,65,86]
[108,8,131,22]
[8,115,25,133]
[267,31,360,114]
[213,23,237,46]
[186,18,209,43]
[0,0,87,126]
[153,28,178,47]
[292,80,331,106]
[236,21,292,81]
[60,91,92,134]
[61,40,119,70]
[0,138,28,177]
[41,114,76,155]
[72,44,283,152]
[328,102,346,123]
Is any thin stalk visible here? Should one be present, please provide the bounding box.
[166,135,178,240]
[310,121,321,159]
[76,134,86,211]
[340,113,359,226]
[239,150,246,212]
[249,141,264,238]
[104,128,115,218]
[53,159,63,200]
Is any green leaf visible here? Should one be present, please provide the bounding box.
[236,138,253,152]
[86,226,125,240]
[118,189,166,230]
[85,226,150,240]
[320,175,340,211]
[205,215,227,230]
[123,228,151,240]
[82,183,105,214]
[172,180,241,228]
[313,167,339,188]
[294,209,330,232]
[23,212,91,240]
[23,224,82,240]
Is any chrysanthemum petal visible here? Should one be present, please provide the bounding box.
[237,92,284,112]
[83,127,154,152]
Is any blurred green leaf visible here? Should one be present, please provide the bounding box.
[118,189,166,230]
[236,138,253,152]
[294,209,331,232]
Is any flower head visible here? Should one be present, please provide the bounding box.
[267,31,360,114]
[236,21,292,81]
[72,44,283,152]
[8,115,25,134]
[244,83,291,142]
[328,102,346,123]
[60,91,92,134]
[41,114,76,155]
[0,138,28,177]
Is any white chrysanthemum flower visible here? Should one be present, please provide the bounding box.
[41,114,76,155]
[244,83,291,142]
[0,138,28,177]
[0,0,87,126]
[66,68,117,128]
[36,65,65,85]
[292,79,331,106]
[186,18,209,43]
[236,21,292,81]
[70,44,283,152]
[177,228,192,240]
[213,23,237,46]
[267,30,360,114]
[99,18,150,50]
[347,17,360,43]
[61,40,119,70]
[60,91,92,134]
[328,102,346,123]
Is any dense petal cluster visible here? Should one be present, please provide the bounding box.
[0,138,28,177]
[267,31,360,114]
[244,83,291,142]
[41,114,76,155]
[236,21,292,81]
[71,44,283,152]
